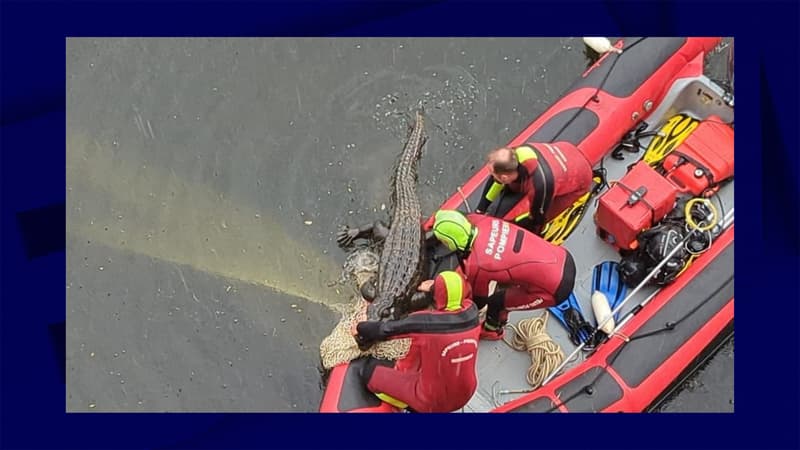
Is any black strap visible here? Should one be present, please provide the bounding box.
[379,304,479,337]
[475,176,495,213]
[615,181,657,225]
[669,150,716,187]
[528,145,555,228]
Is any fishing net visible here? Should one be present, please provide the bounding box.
[319,247,411,370]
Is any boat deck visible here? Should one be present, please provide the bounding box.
[461,75,734,412]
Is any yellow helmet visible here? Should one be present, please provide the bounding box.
[433,210,476,252]
[432,270,470,311]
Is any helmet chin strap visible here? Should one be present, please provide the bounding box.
[455,227,477,274]
[464,226,477,252]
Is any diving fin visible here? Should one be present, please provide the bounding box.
[548,292,596,348]
[540,171,606,246]
[592,261,628,322]
[642,114,699,166]
[540,191,592,246]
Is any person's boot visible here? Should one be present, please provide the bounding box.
[480,308,508,340]
[479,319,506,341]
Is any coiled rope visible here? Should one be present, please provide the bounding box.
[503,311,565,389]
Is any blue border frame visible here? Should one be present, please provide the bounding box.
[2,1,798,449]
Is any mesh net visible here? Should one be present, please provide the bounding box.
[319,247,411,370]
[319,295,411,370]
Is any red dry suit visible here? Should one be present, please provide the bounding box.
[355,274,480,413]
[458,213,576,325]
[476,142,594,235]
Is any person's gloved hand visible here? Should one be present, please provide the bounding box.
[354,320,382,351]
[336,225,360,248]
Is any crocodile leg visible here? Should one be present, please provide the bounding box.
[336,220,390,249]
[371,220,390,242]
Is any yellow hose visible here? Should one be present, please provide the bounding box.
[685,197,719,232]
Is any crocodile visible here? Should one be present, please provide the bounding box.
[336,110,428,321]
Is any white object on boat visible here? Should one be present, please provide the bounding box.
[488,280,498,296]
[583,37,623,54]
[591,291,616,334]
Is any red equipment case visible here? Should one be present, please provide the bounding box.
[661,116,734,196]
[595,161,679,250]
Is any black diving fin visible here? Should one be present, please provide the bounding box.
[548,292,598,348]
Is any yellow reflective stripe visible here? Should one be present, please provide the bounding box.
[376,393,408,409]
[515,145,537,163]
[439,271,463,311]
[485,181,504,201]
[514,211,530,222]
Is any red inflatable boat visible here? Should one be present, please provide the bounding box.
[320,37,734,413]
